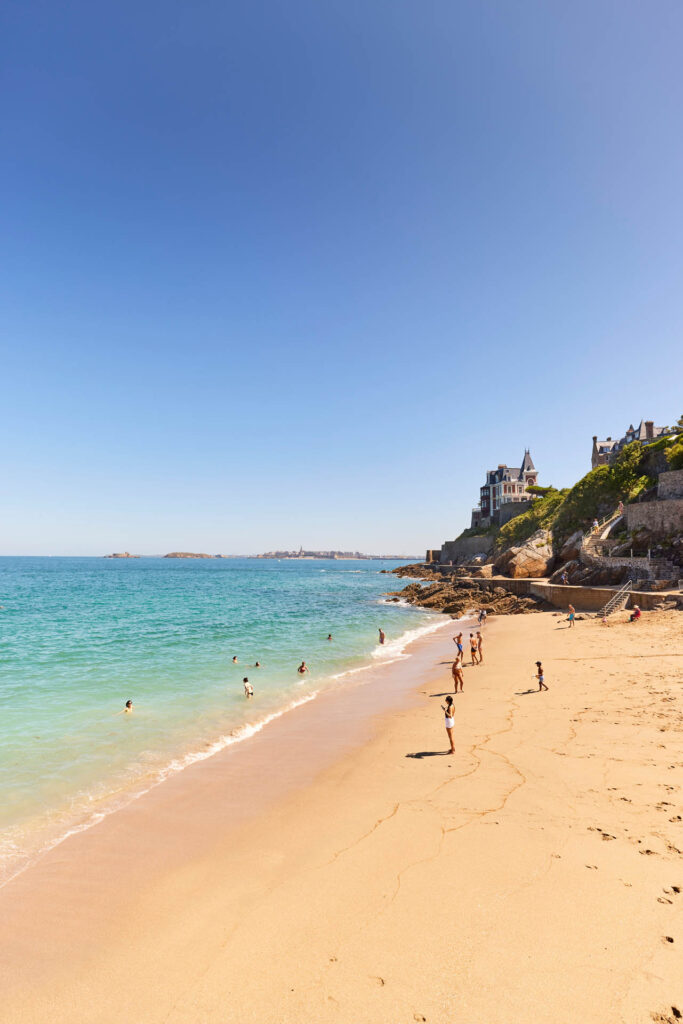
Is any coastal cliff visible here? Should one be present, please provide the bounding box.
[104,552,139,559]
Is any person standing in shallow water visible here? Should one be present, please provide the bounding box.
[378,628,385,645]
[441,696,456,753]
[297,661,309,675]
[243,678,253,698]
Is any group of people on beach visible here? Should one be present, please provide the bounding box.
[442,610,548,754]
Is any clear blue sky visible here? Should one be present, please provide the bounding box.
[2,0,682,555]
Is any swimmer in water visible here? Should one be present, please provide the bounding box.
[115,700,134,716]
[232,656,238,664]
[298,661,309,674]
[253,661,261,668]
[378,628,385,645]
[327,634,333,641]
[243,678,253,698]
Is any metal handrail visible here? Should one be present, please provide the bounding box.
[583,508,622,542]
[596,577,634,619]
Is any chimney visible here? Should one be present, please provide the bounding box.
[607,436,611,441]
[592,435,597,443]
[645,420,654,440]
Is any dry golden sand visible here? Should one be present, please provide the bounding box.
[1,609,682,1024]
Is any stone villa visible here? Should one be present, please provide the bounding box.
[591,419,672,469]
[471,450,538,529]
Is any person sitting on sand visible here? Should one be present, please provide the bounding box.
[567,604,576,628]
[378,628,385,645]
[629,605,641,623]
[535,661,548,691]
[476,631,483,663]
[451,657,464,694]
[298,661,309,674]
[441,696,456,753]
[243,678,253,698]
[469,633,479,665]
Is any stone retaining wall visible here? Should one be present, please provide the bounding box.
[626,498,683,534]
[460,576,678,612]
[439,535,495,563]
[657,469,683,500]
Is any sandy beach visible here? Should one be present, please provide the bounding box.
[1,608,681,1024]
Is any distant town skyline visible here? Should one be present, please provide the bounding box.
[2,1,682,554]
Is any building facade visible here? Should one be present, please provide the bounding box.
[471,450,538,528]
[591,419,672,469]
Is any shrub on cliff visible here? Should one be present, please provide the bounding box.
[496,487,567,548]
[666,435,683,470]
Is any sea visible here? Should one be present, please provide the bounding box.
[0,556,442,885]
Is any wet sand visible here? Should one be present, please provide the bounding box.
[1,609,681,1023]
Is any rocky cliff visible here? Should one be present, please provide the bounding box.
[163,552,213,559]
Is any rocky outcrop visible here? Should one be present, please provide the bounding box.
[104,552,139,558]
[493,529,554,579]
[387,570,550,617]
[558,530,583,563]
[163,552,213,559]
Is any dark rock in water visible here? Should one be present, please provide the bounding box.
[164,552,213,559]
[385,567,550,617]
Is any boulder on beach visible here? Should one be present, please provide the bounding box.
[494,529,554,579]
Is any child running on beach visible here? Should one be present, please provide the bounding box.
[451,656,464,693]
[535,661,548,691]
[441,696,456,753]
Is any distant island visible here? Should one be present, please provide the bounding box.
[104,552,139,559]
[255,549,420,560]
[163,552,213,559]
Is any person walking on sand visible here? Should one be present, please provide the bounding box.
[476,631,484,663]
[452,656,464,693]
[441,696,456,753]
[567,603,576,628]
[535,661,548,691]
[453,632,464,660]
[243,678,253,698]
[378,628,385,645]
[469,633,479,665]
[298,660,309,674]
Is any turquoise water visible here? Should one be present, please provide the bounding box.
[0,557,439,882]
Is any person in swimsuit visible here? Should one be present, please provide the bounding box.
[469,633,479,665]
[480,609,487,626]
[254,661,261,668]
[453,632,464,660]
[115,700,134,716]
[535,661,548,691]
[232,656,238,664]
[451,656,464,693]
[567,604,575,627]
[441,696,456,753]
[476,631,483,663]
[298,661,309,674]
[327,634,333,641]
[243,678,253,698]
[378,628,385,645]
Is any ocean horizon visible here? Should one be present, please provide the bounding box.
[0,556,441,884]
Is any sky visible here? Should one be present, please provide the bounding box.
[2,0,682,555]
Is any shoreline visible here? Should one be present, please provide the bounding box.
[1,608,681,1022]
[0,609,451,890]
